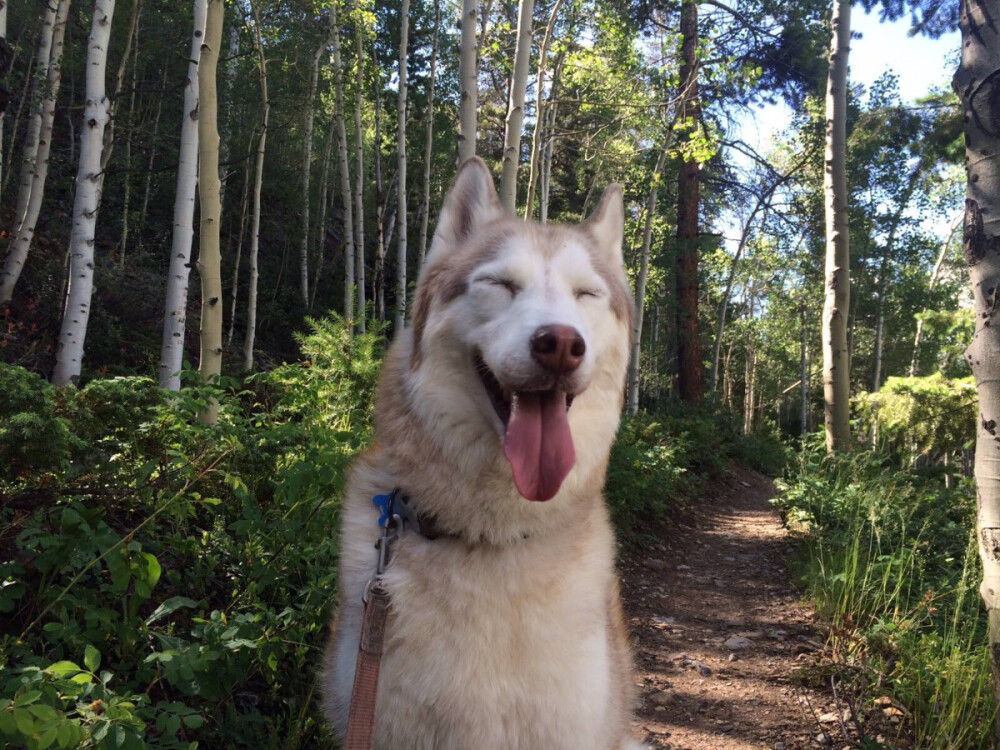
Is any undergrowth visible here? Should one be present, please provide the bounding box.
[0,317,381,749]
[776,443,996,749]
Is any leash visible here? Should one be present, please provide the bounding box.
[344,489,421,750]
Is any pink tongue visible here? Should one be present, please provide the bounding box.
[502,389,575,501]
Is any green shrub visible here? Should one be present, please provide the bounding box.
[0,316,381,748]
[776,446,996,747]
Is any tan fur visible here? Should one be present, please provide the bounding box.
[321,158,643,749]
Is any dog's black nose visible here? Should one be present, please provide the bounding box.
[530,325,586,374]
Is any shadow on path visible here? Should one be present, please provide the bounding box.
[621,466,840,750]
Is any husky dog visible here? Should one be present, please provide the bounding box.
[322,157,643,749]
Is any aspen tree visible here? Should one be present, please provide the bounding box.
[158,0,206,390]
[457,0,477,162]
[10,0,58,240]
[955,0,1000,720]
[417,0,439,266]
[353,1,367,330]
[498,0,535,212]
[626,145,669,415]
[311,110,335,308]
[52,0,117,386]
[394,0,409,330]
[331,0,356,328]
[373,49,385,320]
[299,21,332,305]
[821,0,851,450]
[523,0,562,220]
[196,0,224,422]
[244,0,268,372]
[1,0,70,305]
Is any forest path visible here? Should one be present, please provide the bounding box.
[622,467,839,750]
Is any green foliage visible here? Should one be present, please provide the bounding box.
[0,316,380,748]
[607,403,790,542]
[776,446,996,747]
[856,374,975,461]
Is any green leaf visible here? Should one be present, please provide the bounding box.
[181,714,204,729]
[145,596,198,626]
[14,690,41,707]
[138,552,162,588]
[84,645,101,672]
[13,707,35,735]
[45,661,83,679]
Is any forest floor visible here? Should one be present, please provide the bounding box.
[623,467,844,750]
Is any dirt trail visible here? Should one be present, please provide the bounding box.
[622,467,839,750]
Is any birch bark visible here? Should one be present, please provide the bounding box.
[299,25,331,305]
[498,0,535,212]
[523,0,562,220]
[1,0,69,305]
[244,0,269,372]
[626,145,668,414]
[457,0,478,162]
[10,1,58,238]
[196,0,223,421]
[417,0,439,266]
[821,0,851,450]
[52,0,117,386]
[955,0,1000,727]
[331,0,356,328]
[394,0,409,330]
[354,3,366,330]
[158,0,206,390]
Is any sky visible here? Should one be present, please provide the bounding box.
[738,9,961,153]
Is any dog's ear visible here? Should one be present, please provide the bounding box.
[581,184,624,265]
[427,157,502,264]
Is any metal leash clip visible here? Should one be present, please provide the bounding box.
[364,489,407,603]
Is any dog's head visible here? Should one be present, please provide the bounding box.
[402,158,633,504]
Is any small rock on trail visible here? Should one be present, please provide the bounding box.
[620,467,841,750]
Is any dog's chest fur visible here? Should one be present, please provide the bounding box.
[324,484,630,750]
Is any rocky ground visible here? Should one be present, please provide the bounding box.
[622,467,856,750]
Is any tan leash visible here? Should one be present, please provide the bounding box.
[344,490,418,750]
[344,581,391,749]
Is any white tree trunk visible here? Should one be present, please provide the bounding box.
[821,0,851,451]
[244,1,269,372]
[910,212,962,375]
[226,154,251,347]
[354,6,366,331]
[417,0,439,266]
[299,29,330,305]
[10,0,58,238]
[331,0,356,328]
[457,0,478,162]
[1,0,70,305]
[394,0,409,331]
[626,145,668,415]
[52,0,117,386]
[523,0,562,220]
[197,0,223,422]
[498,0,535,212]
[956,0,1000,724]
[158,0,206,390]
[311,109,335,309]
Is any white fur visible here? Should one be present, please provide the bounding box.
[321,160,645,749]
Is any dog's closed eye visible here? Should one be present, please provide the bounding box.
[475,276,521,296]
[574,288,603,300]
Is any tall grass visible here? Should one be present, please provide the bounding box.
[777,445,997,748]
